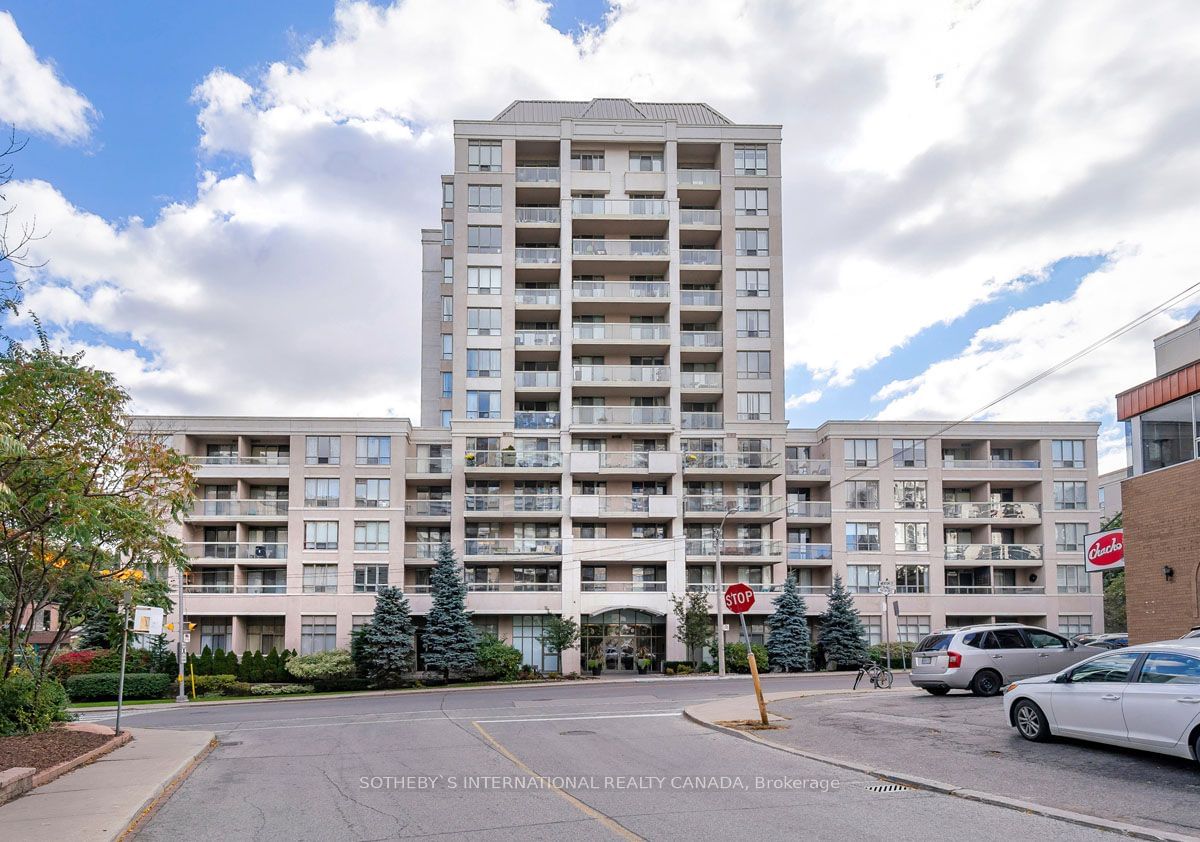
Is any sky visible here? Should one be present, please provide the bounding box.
[2,0,1199,473]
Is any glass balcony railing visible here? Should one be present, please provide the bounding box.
[685,538,782,557]
[786,501,833,518]
[464,538,563,556]
[514,330,561,348]
[681,290,721,306]
[572,323,670,342]
[681,412,722,430]
[944,544,1044,562]
[683,495,784,514]
[678,169,720,186]
[680,372,722,389]
[515,247,560,264]
[191,499,289,517]
[515,166,559,183]
[513,411,561,430]
[786,459,832,476]
[572,239,669,257]
[944,585,1046,596]
[943,459,1041,469]
[581,581,667,593]
[467,582,563,593]
[187,455,290,467]
[787,543,834,561]
[680,331,722,348]
[404,542,444,560]
[515,206,560,224]
[942,502,1042,520]
[464,495,563,514]
[572,198,667,216]
[572,280,669,299]
[683,451,780,470]
[680,249,721,266]
[183,542,288,560]
[465,450,563,468]
[572,406,671,425]
[597,451,661,469]
[680,209,721,226]
[404,500,452,517]
[514,371,560,389]
[573,364,670,384]
[514,289,560,306]
[405,456,452,475]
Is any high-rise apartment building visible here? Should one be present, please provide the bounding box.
[142,100,1104,670]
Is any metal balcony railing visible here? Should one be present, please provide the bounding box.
[572,406,670,425]
[572,280,670,299]
[943,544,1044,561]
[572,198,668,216]
[515,206,560,224]
[515,166,559,183]
[573,364,670,384]
[572,239,669,257]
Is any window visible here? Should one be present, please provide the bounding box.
[734,144,768,175]
[1057,614,1093,637]
[441,295,453,321]
[199,619,231,652]
[466,349,502,378]
[735,229,769,256]
[442,334,453,360]
[467,225,502,253]
[861,616,883,646]
[305,435,340,465]
[895,522,929,552]
[571,152,604,171]
[467,308,501,336]
[1056,565,1090,594]
[245,619,285,653]
[354,564,389,593]
[356,436,390,465]
[894,480,928,510]
[735,188,768,216]
[304,521,338,550]
[1069,651,1140,683]
[736,269,769,297]
[1056,523,1087,552]
[844,439,878,467]
[442,257,453,283]
[896,615,931,643]
[354,521,390,551]
[467,140,501,172]
[466,390,501,420]
[300,616,337,655]
[1139,652,1200,684]
[467,184,502,212]
[846,480,879,509]
[441,372,453,399]
[892,439,926,468]
[467,266,501,294]
[1139,395,1197,471]
[512,614,559,672]
[896,566,929,594]
[304,478,340,507]
[355,478,390,508]
[1052,439,1085,468]
[1026,629,1069,650]
[629,152,663,172]
[440,410,452,428]
[846,522,881,552]
[302,564,337,594]
[1053,481,1087,510]
[442,221,453,245]
[733,353,769,383]
[737,392,771,421]
[442,182,454,208]
[736,309,770,337]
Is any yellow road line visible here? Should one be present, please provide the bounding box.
[471,720,644,842]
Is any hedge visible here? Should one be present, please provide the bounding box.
[169,674,238,698]
[0,674,71,735]
[65,672,172,701]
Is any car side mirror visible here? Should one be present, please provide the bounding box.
[1054,672,1071,684]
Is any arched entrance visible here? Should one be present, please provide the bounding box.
[581,609,666,672]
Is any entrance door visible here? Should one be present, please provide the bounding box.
[604,635,636,671]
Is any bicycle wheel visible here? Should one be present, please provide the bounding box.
[873,670,894,689]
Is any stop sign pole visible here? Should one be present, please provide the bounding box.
[724,582,768,726]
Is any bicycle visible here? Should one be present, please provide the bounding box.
[853,661,894,690]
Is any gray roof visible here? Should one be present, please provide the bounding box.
[494,98,733,126]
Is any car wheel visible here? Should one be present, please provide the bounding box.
[923,687,951,696]
[970,669,1002,697]
[1192,730,1200,768]
[1013,699,1051,742]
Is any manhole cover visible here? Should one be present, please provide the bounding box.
[559,730,596,736]
[865,783,911,794]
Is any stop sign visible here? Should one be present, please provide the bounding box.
[724,582,756,614]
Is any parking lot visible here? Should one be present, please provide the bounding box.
[765,689,1200,837]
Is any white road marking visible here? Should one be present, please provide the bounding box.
[474,711,682,724]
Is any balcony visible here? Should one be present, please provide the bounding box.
[183,584,287,596]
[571,239,669,258]
[405,456,452,475]
[572,406,670,426]
[464,538,562,556]
[465,450,563,469]
[572,323,670,343]
[680,249,721,266]
[943,459,1041,470]
[515,166,559,183]
[404,542,443,560]
[514,289,560,306]
[678,169,720,186]
[183,542,288,560]
[787,543,834,561]
[515,247,561,265]
[514,330,561,348]
[571,198,668,217]
[944,544,1044,562]
[681,290,721,307]
[514,411,561,430]
[683,451,780,471]
[786,459,832,477]
[463,494,563,515]
[187,455,289,467]
[680,331,722,348]
[404,500,452,517]
[787,501,833,518]
[573,364,670,385]
[944,585,1047,596]
[942,502,1042,520]
[681,372,722,390]
[683,495,784,516]
[685,539,783,557]
[510,372,557,391]
[515,206,560,224]
[571,495,677,518]
[572,280,669,299]
[189,499,289,518]
[467,583,563,593]
[568,450,678,475]
[581,581,667,593]
[680,209,721,226]
[681,412,722,430]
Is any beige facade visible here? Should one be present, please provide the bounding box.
[141,100,1103,671]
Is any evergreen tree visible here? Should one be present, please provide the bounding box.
[224,650,239,676]
[422,543,478,676]
[264,647,283,681]
[197,645,213,676]
[251,650,266,682]
[148,634,173,673]
[78,604,116,649]
[352,586,416,683]
[766,576,812,672]
[817,575,869,668]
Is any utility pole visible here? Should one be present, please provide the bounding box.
[714,504,741,677]
[878,578,894,673]
[175,568,187,703]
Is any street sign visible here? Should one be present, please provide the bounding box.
[724,582,756,614]
[1084,528,1124,572]
[132,606,165,635]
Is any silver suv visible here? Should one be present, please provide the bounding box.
[911,623,1108,696]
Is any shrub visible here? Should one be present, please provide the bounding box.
[868,641,916,666]
[722,643,769,674]
[476,634,522,681]
[673,664,694,675]
[168,674,238,698]
[222,682,254,697]
[250,683,314,696]
[0,674,72,735]
[662,660,693,673]
[285,649,356,681]
[66,672,172,702]
[89,649,151,674]
[49,649,105,681]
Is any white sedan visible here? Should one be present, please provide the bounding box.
[1003,639,1200,765]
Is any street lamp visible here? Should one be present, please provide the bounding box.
[715,503,742,677]
[878,578,894,673]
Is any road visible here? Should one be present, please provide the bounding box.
[89,674,1129,841]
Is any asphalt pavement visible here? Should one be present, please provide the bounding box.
[71,673,1142,841]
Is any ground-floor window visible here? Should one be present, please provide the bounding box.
[352,615,372,634]
[1058,614,1093,637]
[861,615,883,646]
[581,610,666,671]
[473,614,500,639]
[200,618,231,652]
[512,614,558,672]
[895,615,931,643]
[245,618,285,653]
[301,615,337,654]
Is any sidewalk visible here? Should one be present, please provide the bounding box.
[0,727,214,841]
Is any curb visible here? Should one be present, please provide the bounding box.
[31,728,134,789]
[118,734,217,841]
[684,692,1198,842]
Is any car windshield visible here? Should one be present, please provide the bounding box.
[916,634,953,652]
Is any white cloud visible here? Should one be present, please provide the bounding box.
[786,390,822,409]
[4,0,1199,442]
[0,12,95,143]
